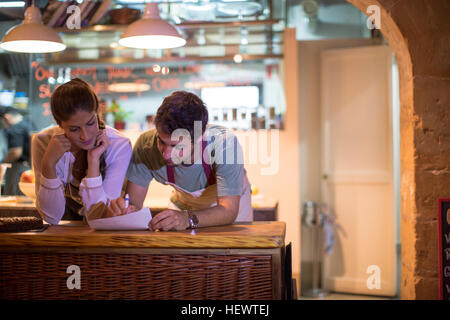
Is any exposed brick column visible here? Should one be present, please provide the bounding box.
[348,0,450,299]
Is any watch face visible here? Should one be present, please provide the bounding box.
[189,213,199,228]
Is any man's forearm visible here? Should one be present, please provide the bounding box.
[193,204,238,228]
[127,181,149,210]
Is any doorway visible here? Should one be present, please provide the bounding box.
[320,44,399,296]
[298,38,401,297]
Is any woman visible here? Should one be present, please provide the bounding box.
[32,78,132,224]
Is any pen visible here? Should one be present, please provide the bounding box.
[125,194,129,208]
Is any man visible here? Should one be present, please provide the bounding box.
[1,107,31,195]
[108,91,253,231]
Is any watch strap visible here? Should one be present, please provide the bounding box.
[185,209,199,229]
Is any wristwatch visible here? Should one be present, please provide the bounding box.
[185,210,199,229]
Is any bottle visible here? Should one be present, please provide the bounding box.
[13,92,28,110]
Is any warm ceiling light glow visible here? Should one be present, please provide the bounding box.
[108,82,151,93]
[233,54,243,63]
[152,64,161,72]
[0,1,25,8]
[119,3,186,50]
[0,6,66,53]
[161,66,169,75]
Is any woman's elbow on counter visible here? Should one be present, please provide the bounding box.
[40,214,61,225]
[37,208,63,225]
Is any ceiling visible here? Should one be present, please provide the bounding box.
[0,0,288,64]
[0,0,279,22]
[0,0,358,67]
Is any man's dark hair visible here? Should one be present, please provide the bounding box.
[155,91,209,140]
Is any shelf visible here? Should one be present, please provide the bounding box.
[47,54,283,65]
[55,19,283,33]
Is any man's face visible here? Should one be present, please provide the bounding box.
[3,113,14,127]
[156,127,194,166]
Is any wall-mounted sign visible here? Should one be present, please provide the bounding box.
[28,60,285,132]
[438,198,450,300]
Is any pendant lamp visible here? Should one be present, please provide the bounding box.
[0,5,66,53]
[119,3,186,50]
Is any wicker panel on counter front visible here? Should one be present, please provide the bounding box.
[0,251,273,300]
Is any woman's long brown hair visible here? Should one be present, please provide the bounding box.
[50,78,107,182]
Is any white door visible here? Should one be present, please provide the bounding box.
[321,45,396,296]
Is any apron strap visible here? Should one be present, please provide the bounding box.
[166,140,216,186]
[202,140,216,186]
[167,164,175,184]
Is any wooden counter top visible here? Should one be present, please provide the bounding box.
[0,196,35,209]
[0,197,279,220]
[0,221,285,249]
[0,196,278,211]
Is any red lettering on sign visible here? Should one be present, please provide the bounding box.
[92,81,109,95]
[42,102,51,116]
[106,66,135,81]
[145,66,159,76]
[34,66,57,81]
[152,78,163,91]
[152,77,180,92]
[39,84,52,99]
[71,67,97,82]
[35,67,47,81]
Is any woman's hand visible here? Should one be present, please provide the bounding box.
[42,134,71,178]
[88,130,110,163]
[86,130,110,178]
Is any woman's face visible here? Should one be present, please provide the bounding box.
[59,110,99,151]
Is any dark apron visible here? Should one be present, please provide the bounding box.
[62,180,84,221]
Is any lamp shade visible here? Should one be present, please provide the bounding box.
[0,6,66,53]
[119,3,186,50]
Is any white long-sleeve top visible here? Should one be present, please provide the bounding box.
[31,126,132,225]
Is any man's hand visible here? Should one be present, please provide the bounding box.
[106,197,137,218]
[149,209,190,231]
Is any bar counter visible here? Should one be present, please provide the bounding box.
[0,221,288,300]
[0,196,279,220]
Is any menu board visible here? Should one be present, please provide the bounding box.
[28,61,268,131]
[438,198,450,300]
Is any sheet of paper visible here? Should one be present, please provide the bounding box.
[87,207,152,231]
